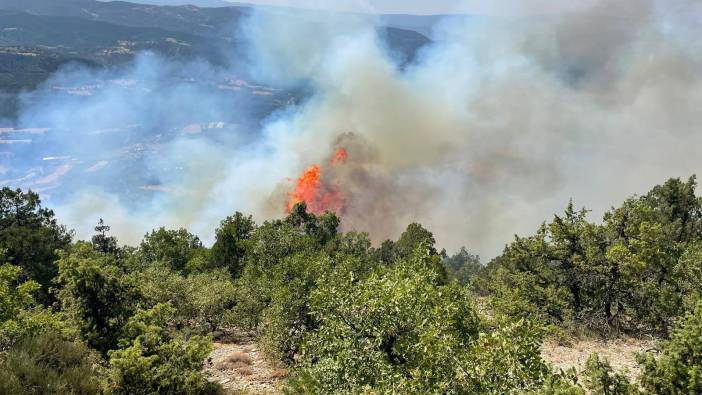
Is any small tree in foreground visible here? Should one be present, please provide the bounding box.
[106,303,218,395]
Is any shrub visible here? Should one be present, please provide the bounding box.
[105,303,219,395]
[287,248,551,394]
[0,263,69,351]
[0,332,101,395]
[134,265,237,333]
[56,244,137,354]
[0,188,72,302]
[582,354,636,395]
[139,228,204,272]
[638,301,702,393]
[258,250,380,364]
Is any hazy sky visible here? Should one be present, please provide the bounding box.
[229,0,599,15]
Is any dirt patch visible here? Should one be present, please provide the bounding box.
[205,332,287,394]
[542,337,659,380]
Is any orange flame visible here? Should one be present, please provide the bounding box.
[286,148,348,214]
[330,148,348,165]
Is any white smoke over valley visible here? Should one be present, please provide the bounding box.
[3,0,702,258]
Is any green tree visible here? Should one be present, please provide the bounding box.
[210,212,255,277]
[139,228,203,272]
[0,261,69,351]
[92,218,120,256]
[373,239,396,265]
[394,222,437,260]
[56,244,137,354]
[480,225,574,328]
[0,188,72,302]
[106,303,218,395]
[480,177,702,335]
[549,201,589,315]
[443,246,482,285]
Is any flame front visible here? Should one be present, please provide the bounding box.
[285,148,348,214]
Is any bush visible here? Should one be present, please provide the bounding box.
[210,212,255,278]
[56,244,137,354]
[582,354,636,395]
[480,177,702,336]
[0,188,72,302]
[105,303,219,395]
[0,332,101,395]
[287,248,551,394]
[134,265,237,334]
[259,252,374,363]
[0,263,69,351]
[139,228,204,272]
[638,301,702,393]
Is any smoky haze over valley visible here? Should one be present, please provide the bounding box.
[1,0,701,258]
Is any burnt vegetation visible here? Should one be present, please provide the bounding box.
[0,176,701,394]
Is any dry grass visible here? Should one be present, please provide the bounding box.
[215,352,253,370]
[269,369,288,379]
[238,367,254,376]
[227,352,253,365]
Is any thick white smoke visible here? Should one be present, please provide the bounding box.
[4,0,702,257]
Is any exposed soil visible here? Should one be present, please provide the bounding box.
[205,331,657,392]
[541,337,659,380]
[205,332,287,394]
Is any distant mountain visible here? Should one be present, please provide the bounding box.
[0,10,229,62]
[0,0,431,116]
[0,0,248,39]
[379,14,452,38]
[101,0,235,5]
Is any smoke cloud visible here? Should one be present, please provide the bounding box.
[2,0,701,257]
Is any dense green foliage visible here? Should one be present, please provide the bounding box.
[443,247,482,285]
[210,212,255,277]
[638,301,702,393]
[0,332,101,395]
[105,303,218,395]
[56,244,137,354]
[0,262,69,351]
[289,249,549,393]
[479,176,702,336]
[0,188,72,302]
[1,177,701,393]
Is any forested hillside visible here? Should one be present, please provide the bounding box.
[1,175,701,394]
[0,0,430,102]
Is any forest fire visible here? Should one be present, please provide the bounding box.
[285,148,348,214]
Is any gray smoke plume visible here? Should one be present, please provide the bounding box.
[3,0,702,257]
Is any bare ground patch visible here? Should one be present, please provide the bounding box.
[542,337,659,380]
[205,332,286,394]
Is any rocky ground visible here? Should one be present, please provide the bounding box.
[205,332,286,394]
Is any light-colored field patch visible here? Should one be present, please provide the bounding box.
[542,337,659,380]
